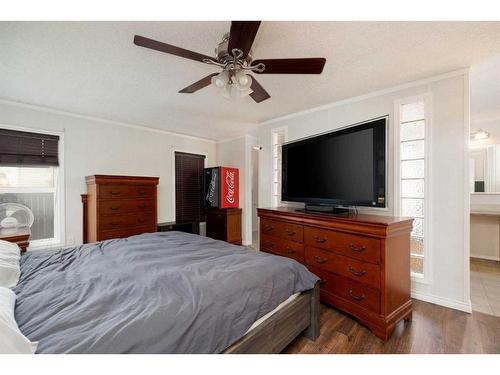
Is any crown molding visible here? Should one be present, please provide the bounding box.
[259,68,470,126]
[0,97,217,143]
[216,135,247,144]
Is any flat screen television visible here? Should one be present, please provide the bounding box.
[281,117,387,209]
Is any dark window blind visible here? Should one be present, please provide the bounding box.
[0,129,59,167]
[175,152,205,223]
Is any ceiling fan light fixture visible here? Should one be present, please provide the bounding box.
[234,70,253,90]
[211,71,229,89]
[221,81,253,101]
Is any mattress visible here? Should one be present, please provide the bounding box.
[245,292,300,334]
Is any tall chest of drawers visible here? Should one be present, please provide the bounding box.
[257,207,413,341]
[82,175,159,243]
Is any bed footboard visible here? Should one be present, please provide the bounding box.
[223,282,320,354]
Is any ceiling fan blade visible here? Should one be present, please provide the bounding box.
[134,35,216,64]
[252,58,326,74]
[249,77,270,103]
[227,21,261,59]
[179,73,218,94]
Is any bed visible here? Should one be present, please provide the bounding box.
[12,231,319,353]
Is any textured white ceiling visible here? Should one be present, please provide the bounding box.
[471,55,500,127]
[1,21,500,140]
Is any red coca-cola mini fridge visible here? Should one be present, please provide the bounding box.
[204,167,239,209]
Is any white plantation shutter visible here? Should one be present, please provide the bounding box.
[399,100,427,275]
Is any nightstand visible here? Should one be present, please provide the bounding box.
[0,227,31,252]
[206,208,242,245]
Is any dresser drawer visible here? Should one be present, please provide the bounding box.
[99,199,155,215]
[260,234,304,263]
[305,246,380,288]
[98,224,155,241]
[99,212,154,231]
[304,226,380,264]
[308,265,380,314]
[260,218,303,243]
[99,184,155,200]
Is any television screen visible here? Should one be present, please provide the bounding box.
[282,117,386,208]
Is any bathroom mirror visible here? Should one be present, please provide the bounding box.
[470,144,500,193]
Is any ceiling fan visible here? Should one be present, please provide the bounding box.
[133,21,326,103]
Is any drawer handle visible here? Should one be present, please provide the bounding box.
[314,236,327,243]
[348,266,367,276]
[285,247,297,255]
[348,289,366,301]
[263,241,275,248]
[138,218,147,223]
[263,225,274,232]
[109,191,121,196]
[109,206,121,211]
[285,229,296,236]
[314,256,327,264]
[108,222,120,226]
[349,243,366,252]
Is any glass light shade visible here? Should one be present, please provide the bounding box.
[211,71,229,89]
[229,84,240,100]
[234,71,252,90]
[221,83,253,100]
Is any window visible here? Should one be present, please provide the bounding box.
[0,128,63,249]
[271,128,286,207]
[397,99,429,276]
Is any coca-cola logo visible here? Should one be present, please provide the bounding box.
[225,170,235,204]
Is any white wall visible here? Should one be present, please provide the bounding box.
[470,214,500,261]
[470,193,500,260]
[257,72,471,312]
[0,101,216,248]
[216,136,255,246]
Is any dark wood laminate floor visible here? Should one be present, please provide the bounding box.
[284,300,500,353]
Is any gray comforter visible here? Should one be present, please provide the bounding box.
[13,232,318,353]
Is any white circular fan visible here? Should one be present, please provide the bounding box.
[0,203,34,229]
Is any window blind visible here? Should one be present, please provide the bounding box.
[175,151,205,223]
[0,129,59,167]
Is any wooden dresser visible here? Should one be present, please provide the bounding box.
[206,208,242,245]
[82,175,159,243]
[0,227,31,252]
[257,207,413,340]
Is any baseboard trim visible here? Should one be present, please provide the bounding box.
[411,290,472,313]
[470,254,500,261]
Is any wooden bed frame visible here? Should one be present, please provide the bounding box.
[223,282,320,353]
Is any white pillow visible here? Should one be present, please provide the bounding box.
[0,287,38,354]
[0,240,21,288]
